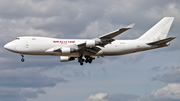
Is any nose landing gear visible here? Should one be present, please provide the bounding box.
[21,55,25,62]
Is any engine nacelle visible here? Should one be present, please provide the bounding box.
[61,47,76,53]
[60,56,75,62]
[86,40,96,47]
[61,47,71,53]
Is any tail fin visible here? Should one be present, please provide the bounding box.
[138,17,174,40]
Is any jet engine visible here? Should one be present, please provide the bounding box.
[86,40,96,47]
[61,47,76,53]
[60,56,75,62]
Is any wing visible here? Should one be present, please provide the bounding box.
[45,43,101,55]
[76,23,135,55]
[93,23,135,46]
[99,23,135,39]
[75,42,101,56]
[78,46,101,56]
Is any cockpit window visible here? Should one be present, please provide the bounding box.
[15,38,20,40]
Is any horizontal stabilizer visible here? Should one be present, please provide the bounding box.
[147,37,176,45]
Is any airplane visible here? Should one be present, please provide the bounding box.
[4,17,175,65]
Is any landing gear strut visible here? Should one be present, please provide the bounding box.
[78,55,84,66]
[21,55,25,62]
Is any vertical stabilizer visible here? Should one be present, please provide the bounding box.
[138,17,174,40]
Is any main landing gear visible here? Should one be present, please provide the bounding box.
[78,56,93,66]
[21,55,25,62]
[78,56,84,66]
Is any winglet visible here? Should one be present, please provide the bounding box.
[126,23,135,29]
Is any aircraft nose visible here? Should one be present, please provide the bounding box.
[4,42,15,51]
[4,43,10,50]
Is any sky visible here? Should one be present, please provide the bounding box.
[0,0,180,101]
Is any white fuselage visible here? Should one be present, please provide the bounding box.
[4,36,164,57]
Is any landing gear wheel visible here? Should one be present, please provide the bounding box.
[80,62,83,66]
[85,56,93,64]
[21,58,25,62]
[89,59,92,63]
[21,55,25,62]
[82,59,84,62]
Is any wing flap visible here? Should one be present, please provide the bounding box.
[147,37,176,45]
